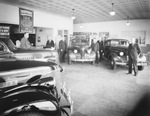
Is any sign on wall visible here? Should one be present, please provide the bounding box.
[19,8,34,33]
[0,26,10,38]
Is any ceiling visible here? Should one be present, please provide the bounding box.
[0,0,150,24]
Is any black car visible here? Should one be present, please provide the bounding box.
[68,37,96,64]
[103,39,147,70]
[0,59,73,116]
[0,59,62,89]
[0,83,72,116]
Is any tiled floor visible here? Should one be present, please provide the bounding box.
[60,61,150,116]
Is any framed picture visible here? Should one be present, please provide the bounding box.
[19,8,34,33]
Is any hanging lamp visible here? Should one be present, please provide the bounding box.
[109,3,116,16]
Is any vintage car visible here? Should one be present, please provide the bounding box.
[0,59,73,116]
[0,38,59,63]
[0,59,63,90]
[68,37,96,64]
[103,39,147,70]
[0,80,72,116]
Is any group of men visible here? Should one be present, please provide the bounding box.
[45,36,67,63]
[90,38,104,64]
[19,32,141,76]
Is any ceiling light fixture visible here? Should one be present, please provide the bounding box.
[71,9,75,20]
[80,20,83,28]
[126,16,130,26]
[109,3,116,16]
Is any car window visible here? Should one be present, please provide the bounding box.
[120,41,129,46]
[111,41,119,46]
[0,43,5,52]
[3,39,17,51]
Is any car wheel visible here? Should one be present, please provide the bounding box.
[138,66,144,71]
[110,58,116,69]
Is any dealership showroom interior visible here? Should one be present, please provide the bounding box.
[0,0,150,116]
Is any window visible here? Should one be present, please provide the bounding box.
[120,41,129,46]
[110,41,119,46]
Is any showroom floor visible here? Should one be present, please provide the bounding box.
[61,61,150,116]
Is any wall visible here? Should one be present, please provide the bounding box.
[36,27,53,47]
[73,19,150,53]
[0,3,73,46]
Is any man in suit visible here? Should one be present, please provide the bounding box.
[91,38,99,64]
[20,32,31,49]
[128,38,141,76]
[59,37,66,63]
[99,37,104,62]
[46,36,54,48]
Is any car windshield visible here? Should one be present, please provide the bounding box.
[4,39,17,51]
[71,38,89,46]
[110,40,129,46]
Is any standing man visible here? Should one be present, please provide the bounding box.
[128,38,141,76]
[59,37,66,63]
[20,32,31,49]
[99,37,104,62]
[91,38,99,64]
[46,36,54,48]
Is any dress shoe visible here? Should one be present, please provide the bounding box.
[127,72,132,74]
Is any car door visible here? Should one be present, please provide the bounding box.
[104,41,111,58]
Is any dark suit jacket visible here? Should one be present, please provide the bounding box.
[46,40,54,48]
[128,43,141,59]
[59,40,66,51]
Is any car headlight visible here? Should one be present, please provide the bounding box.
[119,52,124,56]
[74,49,77,53]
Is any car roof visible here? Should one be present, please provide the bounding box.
[106,39,129,41]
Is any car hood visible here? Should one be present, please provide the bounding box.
[0,60,58,72]
[110,46,128,50]
[13,48,56,53]
[110,46,128,52]
[110,46,128,55]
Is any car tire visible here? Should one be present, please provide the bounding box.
[138,66,144,71]
[110,58,116,69]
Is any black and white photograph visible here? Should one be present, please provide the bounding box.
[0,0,150,116]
